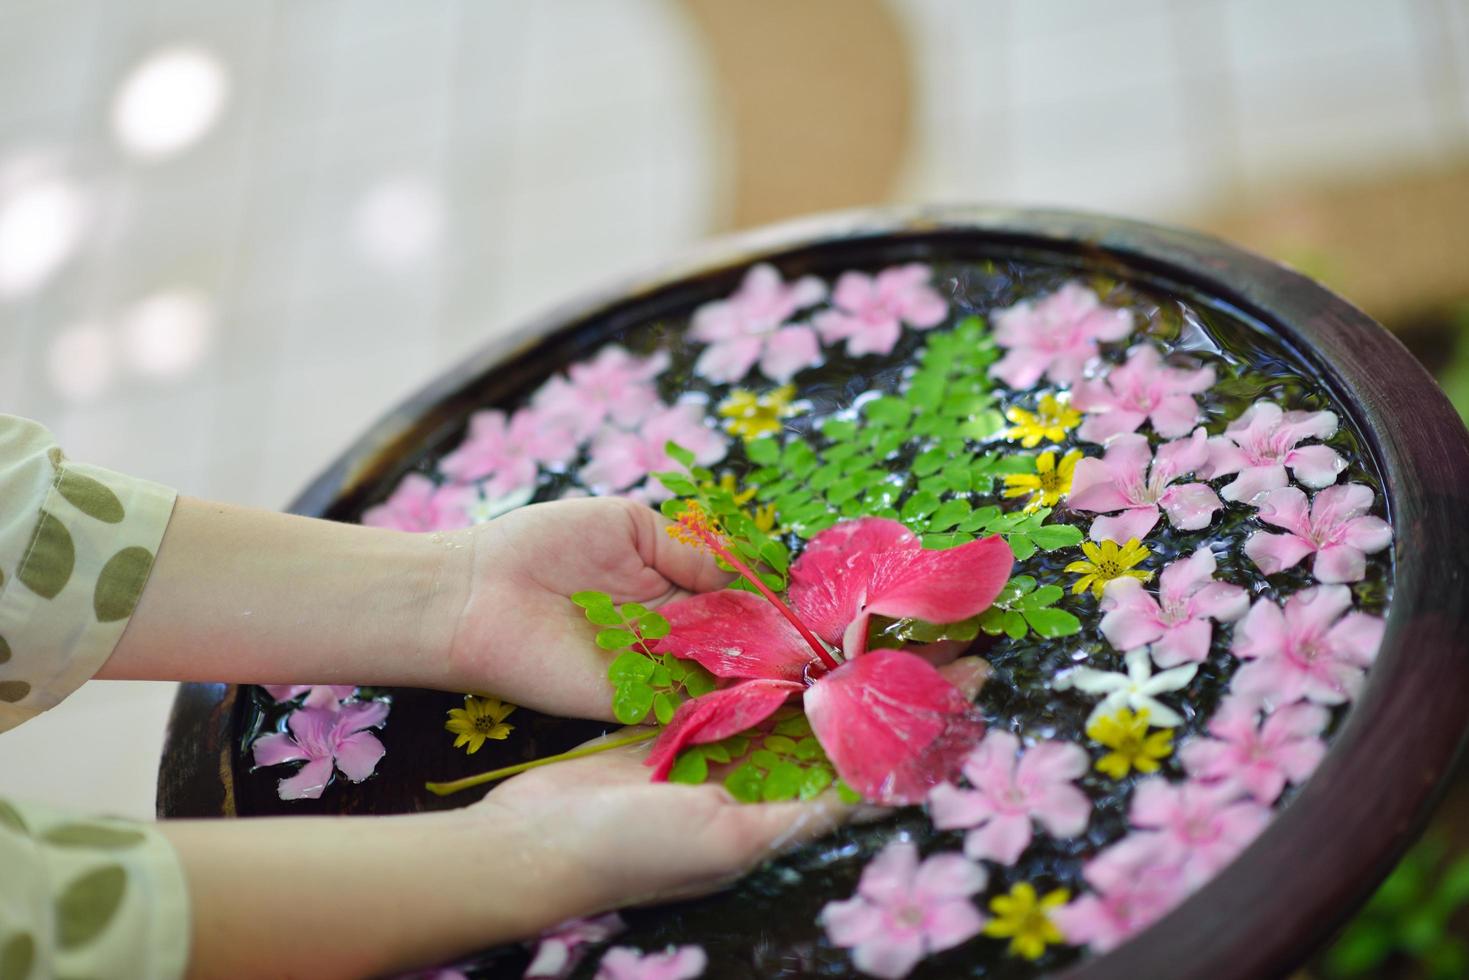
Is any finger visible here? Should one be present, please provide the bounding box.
[630,501,733,594]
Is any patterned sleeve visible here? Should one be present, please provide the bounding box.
[0,414,177,730]
[0,415,190,979]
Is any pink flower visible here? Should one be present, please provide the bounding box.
[252,701,389,800]
[594,946,706,980]
[1244,483,1392,583]
[1068,430,1223,543]
[648,517,1012,803]
[362,474,479,532]
[813,263,948,358]
[1098,547,1248,667]
[1231,585,1385,706]
[260,684,358,710]
[928,731,1089,865]
[580,402,728,500]
[532,346,669,441]
[989,283,1135,389]
[690,263,827,383]
[526,914,625,979]
[1052,833,1187,954]
[1179,696,1328,804]
[439,408,577,497]
[1198,401,1345,503]
[1071,345,1214,444]
[820,840,986,979]
[1127,778,1271,887]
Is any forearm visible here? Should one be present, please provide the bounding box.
[102,497,472,690]
[161,810,584,980]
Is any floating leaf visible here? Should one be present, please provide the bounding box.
[800,767,834,799]
[725,763,764,803]
[653,692,679,725]
[639,613,671,640]
[683,666,717,698]
[763,735,798,755]
[835,780,863,804]
[763,761,805,801]
[668,749,708,784]
[1030,523,1085,551]
[746,438,781,464]
[1024,608,1082,638]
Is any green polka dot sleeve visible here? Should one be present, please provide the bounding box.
[0,417,188,978]
[0,415,177,731]
[0,797,189,980]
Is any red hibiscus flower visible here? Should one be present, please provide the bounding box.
[645,510,1013,803]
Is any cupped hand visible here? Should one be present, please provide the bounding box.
[475,730,851,916]
[445,497,729,719]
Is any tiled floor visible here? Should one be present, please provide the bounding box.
[1,0,1465,819]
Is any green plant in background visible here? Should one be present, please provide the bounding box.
[1324,837,1469,979]
[1435,303,1469,424]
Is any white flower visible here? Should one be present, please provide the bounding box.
[1055,649,1197,727]
[466,484,535,524]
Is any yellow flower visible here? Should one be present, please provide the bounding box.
[718,385,799,441]
[984,882,1070,960]
[1002,450,1083,513]
[1065,538,1153,598]
[1003,394,1081,448]
[753,502,778,533]
[714,472,758,507]
[1087,706,1174,779]
[445,695,516,754]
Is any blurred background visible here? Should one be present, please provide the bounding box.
[1,0,1467,936]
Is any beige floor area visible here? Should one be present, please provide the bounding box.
[1,0,1465,820]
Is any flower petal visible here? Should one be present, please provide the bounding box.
[964,812,1034,865]
[1158,482,1222,531]
[276,757,335,801]
[1090,507,1161,544]
[805,649,985,804]
[913,852,988,900]
[1244,530,1314,576]
[644,680,802,780]
[253,732,310,768]
[1284,444,1345,489]
[657,590,814,681]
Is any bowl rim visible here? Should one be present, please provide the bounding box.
[158,205,1469,979]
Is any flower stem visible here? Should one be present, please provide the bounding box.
[423,729,659,796]
[707,539,840,672]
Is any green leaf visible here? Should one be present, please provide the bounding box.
[1002,609,1028,639]
[928,499,972,531]
[611,682,655,725]
[794,737,821,761]
[683,666,717,697]
[703,742,731,764]
[668,749,709,784]
[799,766,834,799]
[660,498,688,520]
[664,441,696,469]
[572,591,622,625]
[862,396,912,427]
[900,491,941,521]
[1014,584,1064,609]
[596,628,640,650]
[650,664,673,688]
[608,651,656,683]
[762,761,804,801]
[621,602,649,619]
[773,714,813,738]
[746,437,781,464]
[653,692,678,725]
[821,418,858,442]
[725,763,765,803]
[653,471,698,497]
[835,780,863,804]
[1006,534,1038,561]
[751,749,781,770]
[1023,607,1082,638]
[638,612,671,640]
[763,735,798,755]
[1029,523,1084,550]
[912,448,949,476]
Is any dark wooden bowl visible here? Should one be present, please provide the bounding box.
[157,207,1469,979]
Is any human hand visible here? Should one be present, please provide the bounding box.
[445,497,729,719]
[474,729,851,915]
